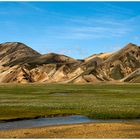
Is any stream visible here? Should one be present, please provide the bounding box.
[0,115,139,130]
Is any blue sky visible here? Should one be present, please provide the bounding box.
[0,2,140,59]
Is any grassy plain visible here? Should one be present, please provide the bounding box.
[0,83,140,121]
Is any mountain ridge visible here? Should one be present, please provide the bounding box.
[0,42,140,83]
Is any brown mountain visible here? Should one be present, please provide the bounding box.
[92,43,140,81]
[0,42,140,83]
[0,42,41,66]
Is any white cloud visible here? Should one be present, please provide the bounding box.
[46,24,131,40]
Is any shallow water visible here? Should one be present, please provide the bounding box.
[0,115,139,130]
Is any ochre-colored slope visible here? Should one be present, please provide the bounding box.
[0,42,140,83]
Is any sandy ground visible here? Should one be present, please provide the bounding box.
[0,122,140,138]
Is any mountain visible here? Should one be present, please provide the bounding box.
[84,52,113,62]
[0,42,140,83]
[0,42,41,66]
[92,43,140,81]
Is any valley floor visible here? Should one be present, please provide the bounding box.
[0,83,140,121]
[0,83,140,138]
[0,122,140,138]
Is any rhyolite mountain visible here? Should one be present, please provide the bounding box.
[0,42,140,83]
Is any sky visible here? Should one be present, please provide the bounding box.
[0,2,140,59]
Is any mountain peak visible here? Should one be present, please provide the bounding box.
[0,41,40,54]
[1,42,27,47]
[121,43,139,52]
[0,42,41,66]
[126,42,136,46]
[124,43,138,48]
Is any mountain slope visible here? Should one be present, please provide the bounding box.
[0,42,140,83]
[91,43,140,81]
[0,42,41,66]
[85,52,113,62]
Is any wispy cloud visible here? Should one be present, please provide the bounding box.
[0,2,44,16]
[42,44,88,58]
[36,3,135,40]
[2,2,136,41]
[17,2,44,12]
[72,26,130,37]
[103,3,135,16]
[45,20,131,40]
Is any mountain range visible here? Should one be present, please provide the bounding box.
[0,42,140,83]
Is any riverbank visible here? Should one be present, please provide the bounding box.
[0,122,140,138]
[1,115,140,131]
